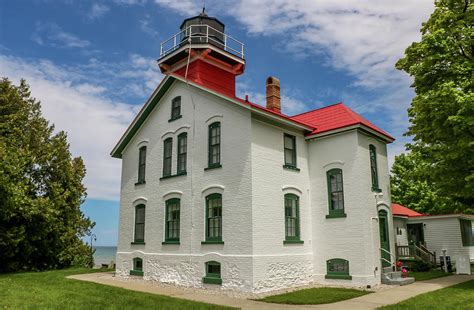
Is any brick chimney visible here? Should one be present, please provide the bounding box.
[266,76,281,113]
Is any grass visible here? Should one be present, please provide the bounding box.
[258,287,371,305]
[380,280,474,310]
[408,270,452,281]
[0,268,233,309]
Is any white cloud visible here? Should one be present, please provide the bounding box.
[32,22,90,48]
[0,53,162,201]
[88,3,110,20]
[139,15,159,37]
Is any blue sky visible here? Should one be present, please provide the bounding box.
[0,0,434,246]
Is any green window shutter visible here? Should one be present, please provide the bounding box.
[203,261,222,285]
[165,198,180,242]
[170,96,181,121]
[163,138,172,177]
[134,205,146,243]
[137,146,146,183]
[326,258,352,280]
[460,219,474,246]
[326,169,346,217]
[208,122,221,168]
[283,134,297,168]
[284,194,301,241]
[177,133,187,174]
[369,145,380,191]
[205,193,222,242]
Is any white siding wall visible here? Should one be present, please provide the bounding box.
[116,81,254,291]
[393,217,409,246]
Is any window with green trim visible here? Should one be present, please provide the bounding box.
[369,144,380,191]
[163,138,172,177]
[460,219,474,246]
[327,169,345,217]
[134,205,145,243]
[205,193,222,242]
[284,134,297,168]
[177,133,187,174]
[326,258,351,280]
[208,122,221,168]
[130,257,143,276]
[165,198,180,242]
[284,194,300,241]
[202,261,222,285]
[137,146,146,184]
[170,96,181,120]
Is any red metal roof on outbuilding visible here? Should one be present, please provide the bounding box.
[392,203,424,217]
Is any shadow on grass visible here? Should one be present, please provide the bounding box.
[257,287,371,305]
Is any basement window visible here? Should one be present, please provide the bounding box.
[130,257,143,276]
[202,261,222,285]
[325,258,352,280]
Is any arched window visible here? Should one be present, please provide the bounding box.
[326,258,351,280]
[326,168,346,218]
[202,261,222,285]
[130,257,143,276]
[369,145,380,192]
[134,204,145,243]
[207,122,221,169]
[165,198,180,243]
[163,138,172,177]
[177,132,187,174]
[284,194,302,243]
[170,96,181,121]
[137,146,146,184]
[204,193,223,242]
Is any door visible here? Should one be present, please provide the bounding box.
[407,223,424,246]
[378,210,391,267]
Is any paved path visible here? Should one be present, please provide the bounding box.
[68,273,473,309]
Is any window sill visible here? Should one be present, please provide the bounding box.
[372,187,382,193]
[326,213,347,219]
[202,276,222,285]
[168,115,182,122]
[131,241,145,245]
[325,274,352,280]
[204,164,222,171]
[160,172,187,180]
[283,165,300,172]
[135,181,146,186]
[162,240,180,245]
[283,240,304,244]
[130,270,144,276]
[201,240,224,245]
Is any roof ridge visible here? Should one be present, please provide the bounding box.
[290,102,343,118]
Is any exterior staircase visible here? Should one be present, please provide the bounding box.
[381,267,415,285]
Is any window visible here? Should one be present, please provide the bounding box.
[326,169,346,218]
[284,134,297,168]
[202,261,222,285]
[460,219,474,246]
[326,258,352,280]
[165,198,180,243]
[137,146,146,184]
[170,96,181,121]
[207,122,221,169]
[130,257,143,276]
[133,205,145,243]
[370,144,380,191]
[204,193,223,243]
[284,194,302,243]
[177,133,187,174]
[163,138,172,177]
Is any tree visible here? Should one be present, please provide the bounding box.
[395,0,473,211]
[0,78,94,272]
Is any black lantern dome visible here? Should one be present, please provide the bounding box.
[179,9,225,46]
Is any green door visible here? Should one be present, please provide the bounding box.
[378,210,391,267]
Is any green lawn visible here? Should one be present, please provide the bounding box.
[0,268,233,309]
[408,270,452,281]
[380,280,474,310]
[258,287,371,305]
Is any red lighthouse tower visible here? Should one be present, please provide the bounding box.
[157,10,245,97]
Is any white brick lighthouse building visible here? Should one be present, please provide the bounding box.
[111,12,396,293]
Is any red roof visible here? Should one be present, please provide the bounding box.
[392,203,423,217]
[290,103,394,141]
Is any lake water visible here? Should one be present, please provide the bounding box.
[93,246,117,266]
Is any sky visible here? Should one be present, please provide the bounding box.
[0,0,434,246]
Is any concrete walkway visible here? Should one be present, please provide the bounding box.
[68,273,473,309]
